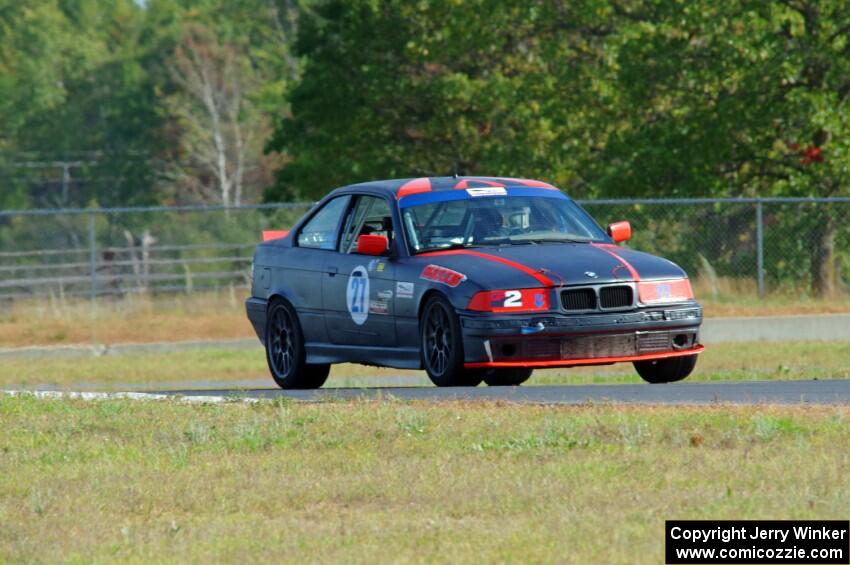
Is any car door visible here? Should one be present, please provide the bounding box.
[285,195,351,344]
[322,194,398,347]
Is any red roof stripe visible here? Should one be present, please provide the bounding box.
[497,177,558,189]
[396,177,432,199]
[453,179,506,189]
[418,249,555,287]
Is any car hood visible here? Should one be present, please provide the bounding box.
[414,243,687,289]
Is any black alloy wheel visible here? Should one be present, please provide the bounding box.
[421,295,482,387]
[482,368,533,386]
[633,354,697,384]
[265,299,330,389]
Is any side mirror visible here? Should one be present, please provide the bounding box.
[356,234,389,256]
[607,221,631,243]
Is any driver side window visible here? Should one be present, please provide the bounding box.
[297,196,351,249]
[340,195,393,254]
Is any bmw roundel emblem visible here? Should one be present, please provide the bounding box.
[585,271,598,278]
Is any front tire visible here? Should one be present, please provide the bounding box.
[265,299,330,389]
[634,354,697,384]
[482,368,533,387]
[420,295,481,387]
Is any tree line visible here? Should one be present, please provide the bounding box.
[0,0,302,210]
[1,0,848,293]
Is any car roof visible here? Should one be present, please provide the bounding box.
[333,176,561,199]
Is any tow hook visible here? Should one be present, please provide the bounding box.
[521,322,546,335]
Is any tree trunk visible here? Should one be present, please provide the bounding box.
[811,213,836,297]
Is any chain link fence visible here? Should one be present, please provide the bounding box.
[584,198,850,299]
[1,198,848,304]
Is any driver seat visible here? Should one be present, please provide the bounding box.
[471,208,503,243]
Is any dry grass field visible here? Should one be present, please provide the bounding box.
[0,291,253,348]
[2,286,850,349]
[1,397,848,563]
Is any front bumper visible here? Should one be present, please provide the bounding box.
[460,305,703,368]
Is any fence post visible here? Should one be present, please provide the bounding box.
[756,200,765,298]
[88,211,97,303]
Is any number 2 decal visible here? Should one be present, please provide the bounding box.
[503,290,523,308]
[346,266,370,325]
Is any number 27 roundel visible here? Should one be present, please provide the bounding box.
[346,266,370,325]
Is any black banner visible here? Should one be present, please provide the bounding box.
[666,520,849,564]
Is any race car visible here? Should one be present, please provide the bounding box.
[246,176,703,389]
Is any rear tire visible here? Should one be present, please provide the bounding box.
[265,299,330,389]
[634,354,697,384]
[482,368,533,387]
[420,295,481,387]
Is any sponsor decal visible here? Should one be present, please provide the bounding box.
[466,187,507,197]
[368,300,389,315]
[421,264,467,287]
[368,259,387,273]
[346,266,370,325]
[377,289,393,300]
[396,281,415,299]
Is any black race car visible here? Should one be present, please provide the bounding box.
[246,177,703,388]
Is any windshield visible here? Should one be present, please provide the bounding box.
[402,195,608,253]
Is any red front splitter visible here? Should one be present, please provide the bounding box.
[464,344,704,369]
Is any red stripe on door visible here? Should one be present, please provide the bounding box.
[418,249,555,287]
[591,243,640,281]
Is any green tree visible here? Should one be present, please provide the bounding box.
[153,0,302,205]
[0,0,301,209]
[595,0,850,293]
[265,0,613,200]
[0,0,166,208]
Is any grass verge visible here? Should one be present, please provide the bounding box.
[1,341,849,390]
[0,397,848,563]
[2,290,850,348]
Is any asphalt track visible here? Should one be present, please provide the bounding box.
[164,379,850,405]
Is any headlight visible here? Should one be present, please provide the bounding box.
[637,279,694,304]
[467,289,550,313]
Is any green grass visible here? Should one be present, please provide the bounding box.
[0,396,848,563]
[2,341,849,390]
